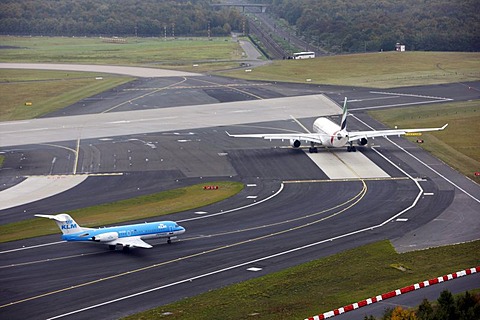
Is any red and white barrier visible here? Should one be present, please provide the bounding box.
[203,185,219,190]
[305,266,480,320]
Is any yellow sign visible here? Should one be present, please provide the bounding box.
[405,132,422,136]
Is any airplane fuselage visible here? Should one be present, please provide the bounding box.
[62,221,185,243]
[312,117,349,148]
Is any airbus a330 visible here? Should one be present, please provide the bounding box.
[227,97,447,153]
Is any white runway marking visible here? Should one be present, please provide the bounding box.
[0,63,200,78]
[306,150,390,179]
[0,175,88,210]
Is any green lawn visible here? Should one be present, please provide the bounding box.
[368,100,480,183]
[0,36,244,71]
[0,181,244,243]
[123,240,480,320]
[224,51,480,88]
[0,69,132,120]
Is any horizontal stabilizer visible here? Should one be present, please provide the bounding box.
[35,213,83,234]
[35,214,67,222]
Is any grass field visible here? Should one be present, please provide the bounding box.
[368,101,480,183]
[224,51,480,88]
[0,36,244,71]
[123,239,480,320]
[0,69,132,120]
[0,181,243,243]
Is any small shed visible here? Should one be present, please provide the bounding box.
[395,43,406,52]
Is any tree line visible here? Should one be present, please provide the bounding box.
[364,290,480,320]
[1,0,478,53]
[260,0,480,52]
[0,0,245,37]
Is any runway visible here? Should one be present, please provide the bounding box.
[0,94,340,147]
[306,150,390,179]
[0,68,479,319]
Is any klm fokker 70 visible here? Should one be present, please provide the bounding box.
[227,97,447,153]
[35,213,186,250]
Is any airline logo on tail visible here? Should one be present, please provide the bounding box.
[340,97,348,131]
[62,218,78,231]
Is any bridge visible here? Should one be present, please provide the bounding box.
[210,3,269,13]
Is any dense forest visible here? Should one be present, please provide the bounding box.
[0,0,244,37]
[261,0,480,52]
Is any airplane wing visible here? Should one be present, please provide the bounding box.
[348,124,448,141]
[226,131,325,145]
[108,236,153,249]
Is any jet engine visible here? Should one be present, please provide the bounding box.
[92,232,119,242]
[357,138,368,146]
[290,139,301,148]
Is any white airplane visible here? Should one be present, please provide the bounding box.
[35,213,186,250]
[227,97,448,153]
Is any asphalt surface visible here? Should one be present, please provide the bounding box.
[0,68,479,319]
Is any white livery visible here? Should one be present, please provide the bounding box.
[227,97,448,153]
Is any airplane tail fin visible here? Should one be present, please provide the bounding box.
[340,97,348,131]
[35,213,83,234]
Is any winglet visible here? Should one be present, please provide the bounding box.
[441,123,448,130]
[340,97,348,131]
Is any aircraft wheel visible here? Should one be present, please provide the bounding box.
[167,239,172,244]
[347,146,352,152]
[309,147,314,153]
[122,246,130,252]
[313,147,318,153]
[109,245,116,251]
[352,146,357,152]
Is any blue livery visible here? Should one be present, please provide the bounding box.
[35,213,185,250]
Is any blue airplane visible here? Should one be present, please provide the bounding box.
[35,213,186,250]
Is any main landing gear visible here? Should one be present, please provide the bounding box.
[346,142,357,152]
[167,236,178,244]
[309,142,318,153]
